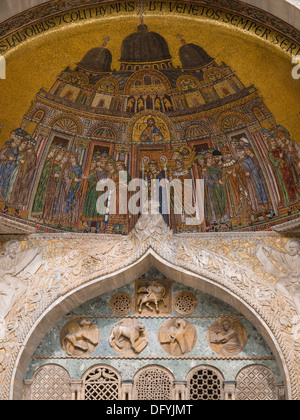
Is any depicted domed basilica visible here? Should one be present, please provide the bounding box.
[1,19,300,234]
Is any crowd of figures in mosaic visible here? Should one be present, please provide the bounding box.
[1,23,300,234]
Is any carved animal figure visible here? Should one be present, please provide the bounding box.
[137,282,167,313]
[109,320,145,351]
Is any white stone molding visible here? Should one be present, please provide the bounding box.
[0,216,37,235]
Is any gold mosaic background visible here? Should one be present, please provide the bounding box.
[0,11,299,145]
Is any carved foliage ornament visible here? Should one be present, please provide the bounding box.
[174,291,198,315]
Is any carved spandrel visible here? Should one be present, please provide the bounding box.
[135,280,172,316]
[207,319,248,357]
[256,239,300,314]
[0,240,44,340]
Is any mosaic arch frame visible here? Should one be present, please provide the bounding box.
[0,0,299,56]
[6,237,292,401]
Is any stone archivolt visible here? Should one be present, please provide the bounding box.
[0,214,299,399]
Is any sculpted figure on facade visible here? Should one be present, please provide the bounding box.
[135,280,172,315]
[207,319,248,357]
[0,240,43,339]
[137,282,167,314]
[109,318,148,356]
[159,318,197,356]
[60,319,100,357]
[257,239,300,313]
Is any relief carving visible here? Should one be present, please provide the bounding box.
[158,318,197,356]
[110,292,133,317]
[109,318,148,356]
[173,291,198,315]
[0,240,43,339]
[135,280,172,315]
[207,319,248,357]
[257,239,300,313]
[60,318,100,357]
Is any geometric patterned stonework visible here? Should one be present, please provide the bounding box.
[236,365,278,401]
[83,366,121,401]
[186,366,224,400]
[0,214,300,400]
[31,365,72,401]
[133,366,174,400]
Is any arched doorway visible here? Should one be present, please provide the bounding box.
[16,253,288,400]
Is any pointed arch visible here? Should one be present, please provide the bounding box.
[11,248,292,400]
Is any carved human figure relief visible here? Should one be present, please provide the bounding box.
[60,319,100,357]
[135,280,172,315]
[0,240,43,339]
[158,318,197,356]
[257,239,300,313]
[207,319,248,357]
[109,318,148,356]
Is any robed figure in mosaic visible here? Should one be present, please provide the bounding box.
[32,147,62,218]
[267,136,299,205]
[82,155,108,233]
[204,151,230,228]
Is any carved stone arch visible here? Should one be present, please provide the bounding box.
[133,365,175,400]
[10,248,292,400]
[184,122,211,141]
